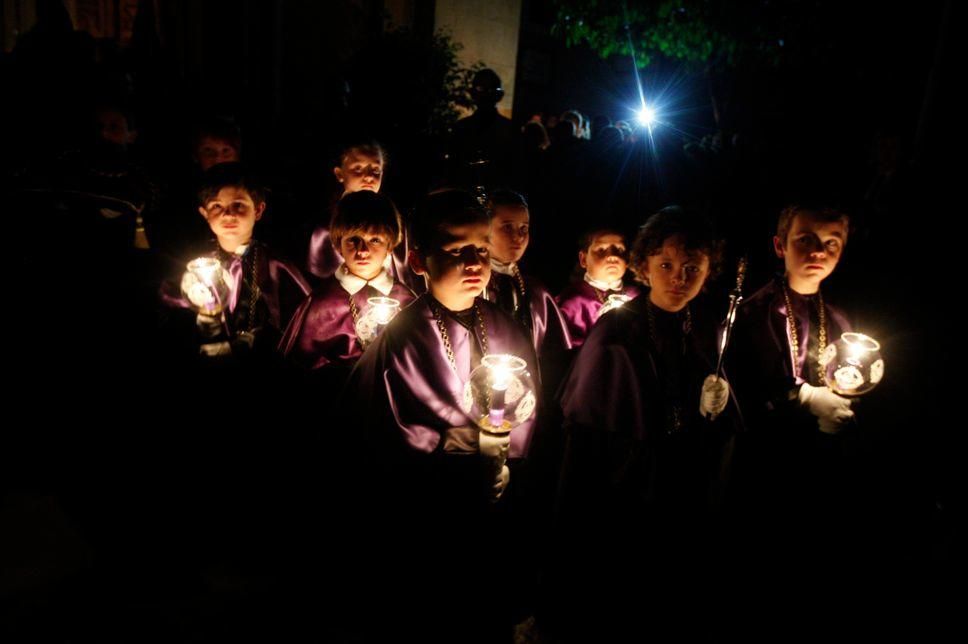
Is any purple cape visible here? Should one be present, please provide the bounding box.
[556,279,642,348]
[346,295,539,459]
[482,271,573,359]
[728,278,851,407]
[280,278,416,370]
[160,240,311,336]
[556,295,737,526]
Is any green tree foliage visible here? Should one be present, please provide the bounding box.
[552,0,819,70]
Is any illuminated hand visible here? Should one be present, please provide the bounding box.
[492,465,510,501]
[479,431,511,462]
[199,341,232,357]
[195,313,223,339]
[700,375,730,420]
[798,382,854,434]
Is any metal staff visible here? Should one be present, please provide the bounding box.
[468,155,490,207]
[715,256,748,378]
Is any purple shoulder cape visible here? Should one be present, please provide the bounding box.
[346,295,539,459]
[483,271,573,358]
[727,278,852,430]
[159,241,311,334]
[280,278,416,370]
[557,279,642,348]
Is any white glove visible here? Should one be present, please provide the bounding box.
[491,465,510,501]
[196,313,223,339]
[699,374,729,420]
[480,431,511,501]
[799,382,854,434]
[199,341,232,357]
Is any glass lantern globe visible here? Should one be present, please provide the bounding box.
[462,354,537,434]
[598,293,632,319]
[181,257,230,317]
[821,332,884,396]
[355,296,401,346]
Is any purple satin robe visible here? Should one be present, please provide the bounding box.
[347,295,539,459]
[557,296,736,514]
[556,279,642,348]
[280,278,416,370]
[483,271,573,358]
[728,278,851,429]
[726,280,855,524]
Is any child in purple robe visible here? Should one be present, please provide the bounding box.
[158,164,314,596]
[547,207,733,641]
[726,205,855,546]
[556,227,642,347]
[344,190,539,640]
[482,189,572,539]
[280,191,415,373]
[482,189,571,378]
[164,163,310,360]
[306,140,406,277]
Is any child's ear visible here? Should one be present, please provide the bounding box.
[198,206,208,220]
[773,235,785,259]
[254,201,266,221]
[578,250,588,269]
[409,249,427,276]
[333,167,344,184]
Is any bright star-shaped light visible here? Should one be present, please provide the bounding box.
[636,105,656,127]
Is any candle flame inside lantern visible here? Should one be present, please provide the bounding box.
[826,332,884,396]
[482,354,526,430]
[188,257,221,286]
[598,293,632,319]
[185,257,226,315]
[843,332,880,366]
[367,296,400,326]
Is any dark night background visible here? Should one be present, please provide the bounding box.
[0,0,960,641]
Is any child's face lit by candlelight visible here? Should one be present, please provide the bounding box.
[199,186,264,252]
[339,228,390,281]
[334,149,384,195]
[489,206,530,264]
[640,237,710,312]
[411,222,491,311]
[775,213,847,294]
[581,233,628,282]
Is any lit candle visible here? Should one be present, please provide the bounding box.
[488,359,512,428]
[185,257,226,316]
[356,296,401,346]
[479,354,527,430]
[368,296,400,326]
[823,332,884,396]
[598,293,632,319]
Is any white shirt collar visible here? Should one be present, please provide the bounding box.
[490,258,517,276]
[584,272,624,291]
[336,264,394,296]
